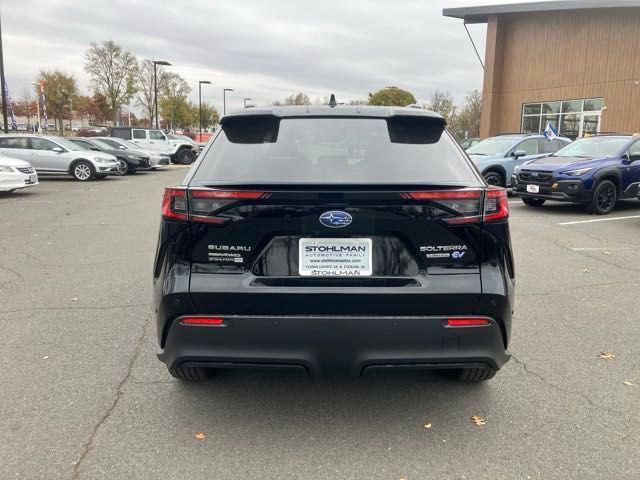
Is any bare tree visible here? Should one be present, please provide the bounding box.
[427,90,457,121]
[85,40,138,124]
[273,92,311,106]
[136,59,167,124]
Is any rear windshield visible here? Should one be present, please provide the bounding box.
[191,118,479,185]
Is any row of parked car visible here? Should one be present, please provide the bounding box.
[0,128,205,193]
[464,132,640,215]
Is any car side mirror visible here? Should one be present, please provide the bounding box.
[52,146,65,153]
[118,146,126,150]
[511,149,527,159]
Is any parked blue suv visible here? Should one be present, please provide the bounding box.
[467,134,571,187]
[512,134,640,214]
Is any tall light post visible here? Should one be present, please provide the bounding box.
[0,13,8,133]
[198,80,211,140]
[152,60,171,129]
[223,88,234,116]
[243,97,252,108]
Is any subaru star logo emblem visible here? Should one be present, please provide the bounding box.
[319,211,352,228]
[532,172,539,177]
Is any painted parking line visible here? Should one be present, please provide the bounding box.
[559,214,640,226]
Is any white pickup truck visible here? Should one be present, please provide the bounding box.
[110,127,197,164]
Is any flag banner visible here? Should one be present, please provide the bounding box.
[3,81,18,130]
[543,121,558,141]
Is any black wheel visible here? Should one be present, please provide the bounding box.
[483,171,505,187]
[167,365,210,381]
[71,161,95,181]
[456,367,497,383]
[176,148,196,165]
[522,197,546,207]
[587,180,617,215]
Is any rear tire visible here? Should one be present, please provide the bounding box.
[167,365,210,381]
[117,159,129,175]
[176,148,196,165]
[522,197,546,207]
[587,180,617,215]
[456,367,497,383]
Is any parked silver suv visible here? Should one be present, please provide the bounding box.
[0,135,119,181]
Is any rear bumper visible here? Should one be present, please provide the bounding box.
[157,314,510,375]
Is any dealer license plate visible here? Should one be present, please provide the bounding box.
[526,184,540,193]
[299,238,372,277]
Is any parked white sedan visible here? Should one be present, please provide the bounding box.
[0,155,38,192]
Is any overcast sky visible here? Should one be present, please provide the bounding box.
[2,0,532,114]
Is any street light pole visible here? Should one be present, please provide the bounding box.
[223,88,234,116]
[198,80,211,141]
[152,60,171,129]
[0,13,8,133]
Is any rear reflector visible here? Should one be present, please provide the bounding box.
[179,316,226,326]
[446,318,490,327]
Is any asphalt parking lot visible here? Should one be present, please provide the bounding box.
[1,169,639,480]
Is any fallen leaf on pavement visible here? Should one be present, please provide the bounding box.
[603,251,612,255]
[42,356,49,360]
[424,422,432,429]
[194,432,207,440]
[598,352,615,360]
[623,381,635,386]
[471,415,486,426]
[582,268,590,273]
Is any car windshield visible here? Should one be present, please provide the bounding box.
[466,136,522,155]
[553,137,630,158]
[192,117,480,186]
[55,138,82,151]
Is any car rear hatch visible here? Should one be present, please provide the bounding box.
[165,112,508,316]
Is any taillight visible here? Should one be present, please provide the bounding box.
[162,187,188,221]
[483,187,509,222]
[403,190,482,225]
[161,187,270,223]
[402,188,508,224]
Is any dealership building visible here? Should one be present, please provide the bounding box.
[444,0,640,139]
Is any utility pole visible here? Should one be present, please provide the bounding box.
[0,12,9,133]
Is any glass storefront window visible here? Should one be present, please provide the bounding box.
[520,98,603,139]
[521,116,541,134]
[523,103,542,115]
[561,100,583,113]
[583,98,603,111]
[542,102,561,114]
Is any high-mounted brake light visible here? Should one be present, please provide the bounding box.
[179,316,226,326]
[446,318,491,327]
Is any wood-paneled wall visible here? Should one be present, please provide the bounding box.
[480,8,640,137]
